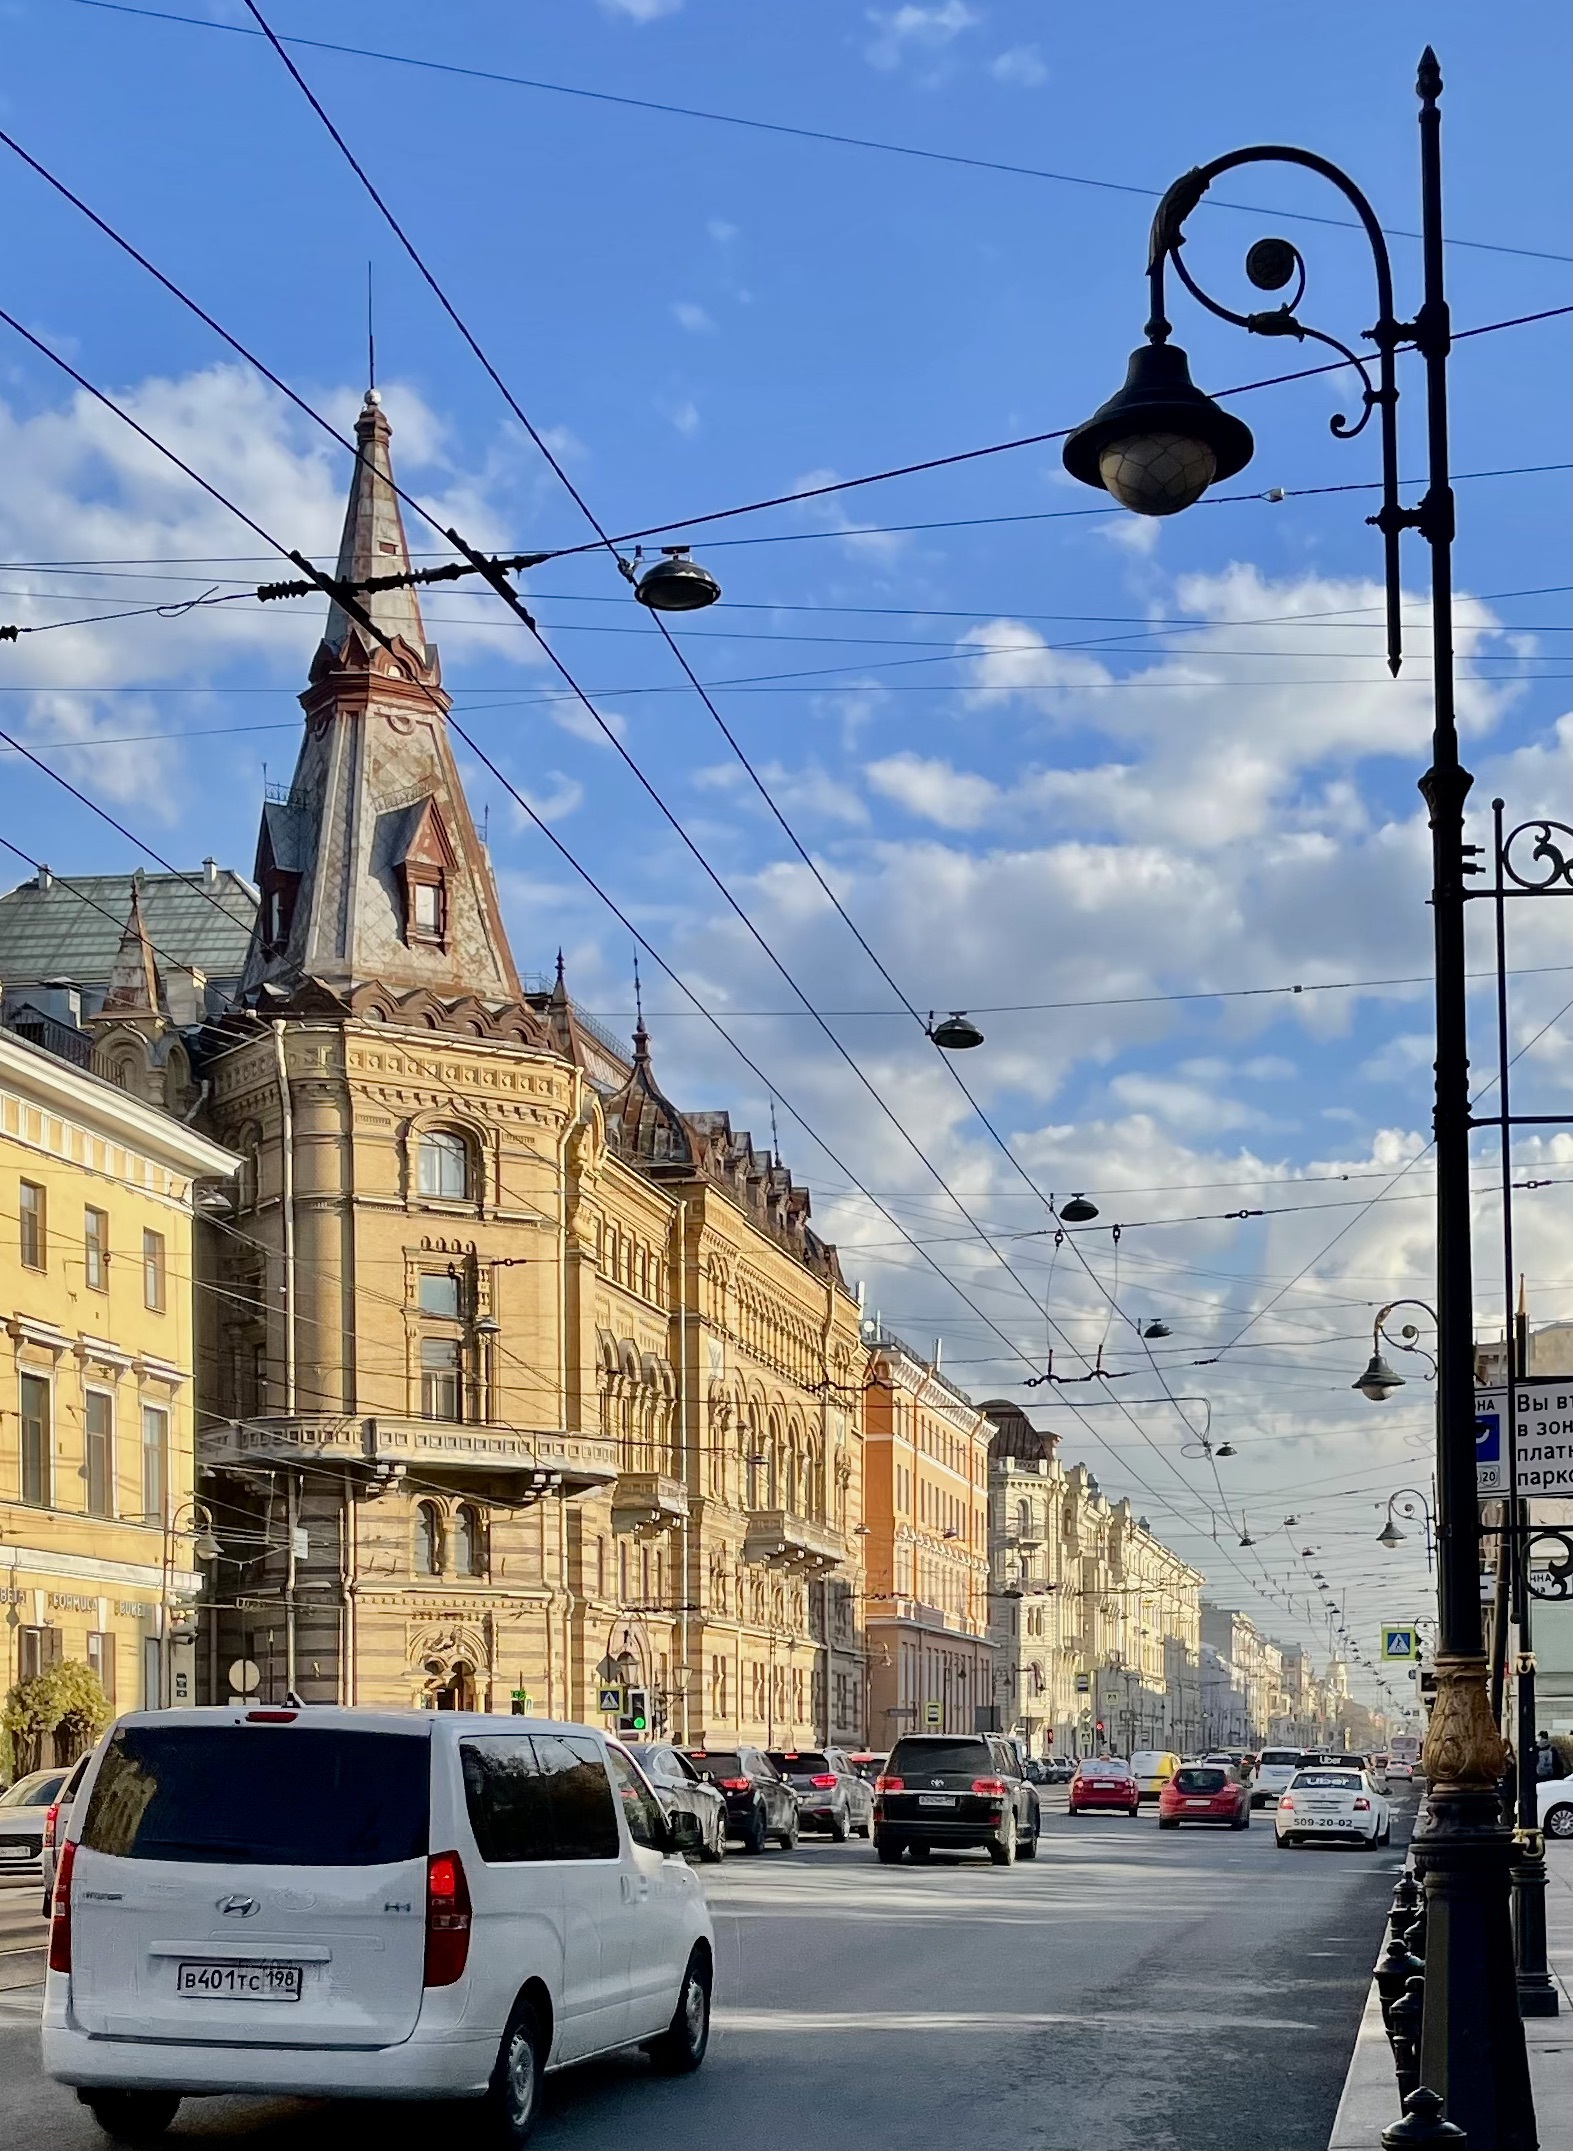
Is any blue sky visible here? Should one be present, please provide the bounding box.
[1,0,1568,1701]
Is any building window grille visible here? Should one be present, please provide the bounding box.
[140,1404,168,1521]
[417,1129,471,1201]
[83,1205,109,1290]
[142,1229,166,1312]
[420,1337,462,1422]
[85,1389,114,1518]
[19,1373,51,1505]
[19,1180,46,1270]
[414,1501,444,1576]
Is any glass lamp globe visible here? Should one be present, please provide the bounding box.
[1097,432,1218,517]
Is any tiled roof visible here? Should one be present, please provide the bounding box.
[0,868,257,988]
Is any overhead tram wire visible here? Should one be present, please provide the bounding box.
[1,116,1567,602]
[0,346,1303,1636]
[70,0,1573,266]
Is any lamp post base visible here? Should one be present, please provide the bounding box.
[1511,1836,1560,2018]
[1414,1654,1537,2149]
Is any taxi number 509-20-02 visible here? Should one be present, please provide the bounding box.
[176,1961,302,2001]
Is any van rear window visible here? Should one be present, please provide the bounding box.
[79,1725,429,1866]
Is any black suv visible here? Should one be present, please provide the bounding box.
[682,1745,799,1852]
[874,1733,1041,1866]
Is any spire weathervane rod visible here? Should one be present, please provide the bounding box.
[366,259,375,394]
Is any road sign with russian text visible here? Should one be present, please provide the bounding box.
[1476,1380,1573,1497]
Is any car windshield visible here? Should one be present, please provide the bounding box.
[887,1739,990,1776]
[1174,1767,1228,1793]
[0,1772,67,1807]
[79,1724,430,1865]
[1292,1771,1363,1792]
[1259,1751,1301,1767]
[685,1750,744,1777]
[767,1751,831,1774]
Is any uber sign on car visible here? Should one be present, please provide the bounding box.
[1475,1379,1573,1497]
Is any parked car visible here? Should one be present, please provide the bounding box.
[0,1767,71,1872]
[1041,1756,1076,1784]
[1250,1747,1305,1811]
[1130,1750,1181,1802]
[40,1750,93,1915]
[1068,1758,1140,1817]
[873,1733,1040,1866]
[681,1746,798,1853]
[1275,1764,1391,1849]
[847,1752,887,1785]
[1539,1773,1573,1841]
[765,1748,874,1841]
[629,1744,727,1863]
[43,1707,714,2146]
[1159,1761,1252,1830]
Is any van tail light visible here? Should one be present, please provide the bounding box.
[874,1775,903,1794]
[1353,1797,1371,1812]
[719,1777,751,1792]
[809,1774,839,1790]
[423,1851,472,1987]
[971,1777,1007,1798]
[49,1839,76,1975]
[43,1802,60,1853]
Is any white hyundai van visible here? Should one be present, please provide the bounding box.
[43,1707,714,2145]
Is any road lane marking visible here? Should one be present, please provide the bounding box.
[713,2008,1317,2034]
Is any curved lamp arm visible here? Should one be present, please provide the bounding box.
[1142,145,1410,674]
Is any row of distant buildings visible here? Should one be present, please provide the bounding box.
[0,391,1372,1765]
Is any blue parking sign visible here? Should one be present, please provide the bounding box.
[1476,1409,1501,1464]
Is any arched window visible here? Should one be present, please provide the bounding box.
[417,1128,472,1201]
[414,1502,444,1576]
[453,1503,485,1578]
[1017,1498,1032,1539]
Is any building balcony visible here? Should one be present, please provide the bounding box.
[611,1472,690,1531]
[201,1414,618,1494]
[743,1508,846,1573]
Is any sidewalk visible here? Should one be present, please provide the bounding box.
[1329,1851,1573,2148]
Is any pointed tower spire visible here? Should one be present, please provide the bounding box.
[322,391,430,667]
[238,395,523,1010]
[99,879,165,1016]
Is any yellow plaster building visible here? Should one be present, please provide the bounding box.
[190,392,865,1745]
[0,1026,238,1736]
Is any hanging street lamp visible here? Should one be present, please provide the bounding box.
[1058,1193,1099,1223]
[1062,52,1530,2140]
[928,1011,985,1050]
[631,545,722,612]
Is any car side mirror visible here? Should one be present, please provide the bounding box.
[666,1809,704,1855]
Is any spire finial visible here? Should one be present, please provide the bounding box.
[633,954,644,1026]
[366,259,376,396]
[769,1095,780,1168]
[555,947,565,987]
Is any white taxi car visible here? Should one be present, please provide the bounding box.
[1275,1763,1391,1849]
[43,1707,714,2145]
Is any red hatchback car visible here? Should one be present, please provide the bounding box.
[1159,1761,1251,1830]
[1068,1758,1140,1816]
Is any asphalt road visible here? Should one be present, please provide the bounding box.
[0,1791,1411,2151]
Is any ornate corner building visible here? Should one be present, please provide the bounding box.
[189,394,866,1743]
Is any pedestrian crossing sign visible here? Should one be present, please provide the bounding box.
[1381,1625,1418,1661]
[598,1684,624,1713]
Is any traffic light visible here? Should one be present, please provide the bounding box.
[1095,1719,1106,1739]
[619,1687,649,1735]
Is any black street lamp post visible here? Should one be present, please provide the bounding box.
[1064,51,1533,2150]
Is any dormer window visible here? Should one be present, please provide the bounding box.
[408,871,445,942]
[259,873,299,956]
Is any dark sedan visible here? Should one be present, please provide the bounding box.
[766,1746,875,1840]
[682,1744,799,1852]
[873,1732,1040,1866]
[630,1741,728,1861]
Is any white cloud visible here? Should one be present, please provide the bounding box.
[865,1,978,70]
[664,398,702,437]
[990,43,1047,85]
[598,0,682,20]
[707,220,739,245]
[867,752,999,830]
[507,773,584,827]
[671,302,714,334]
